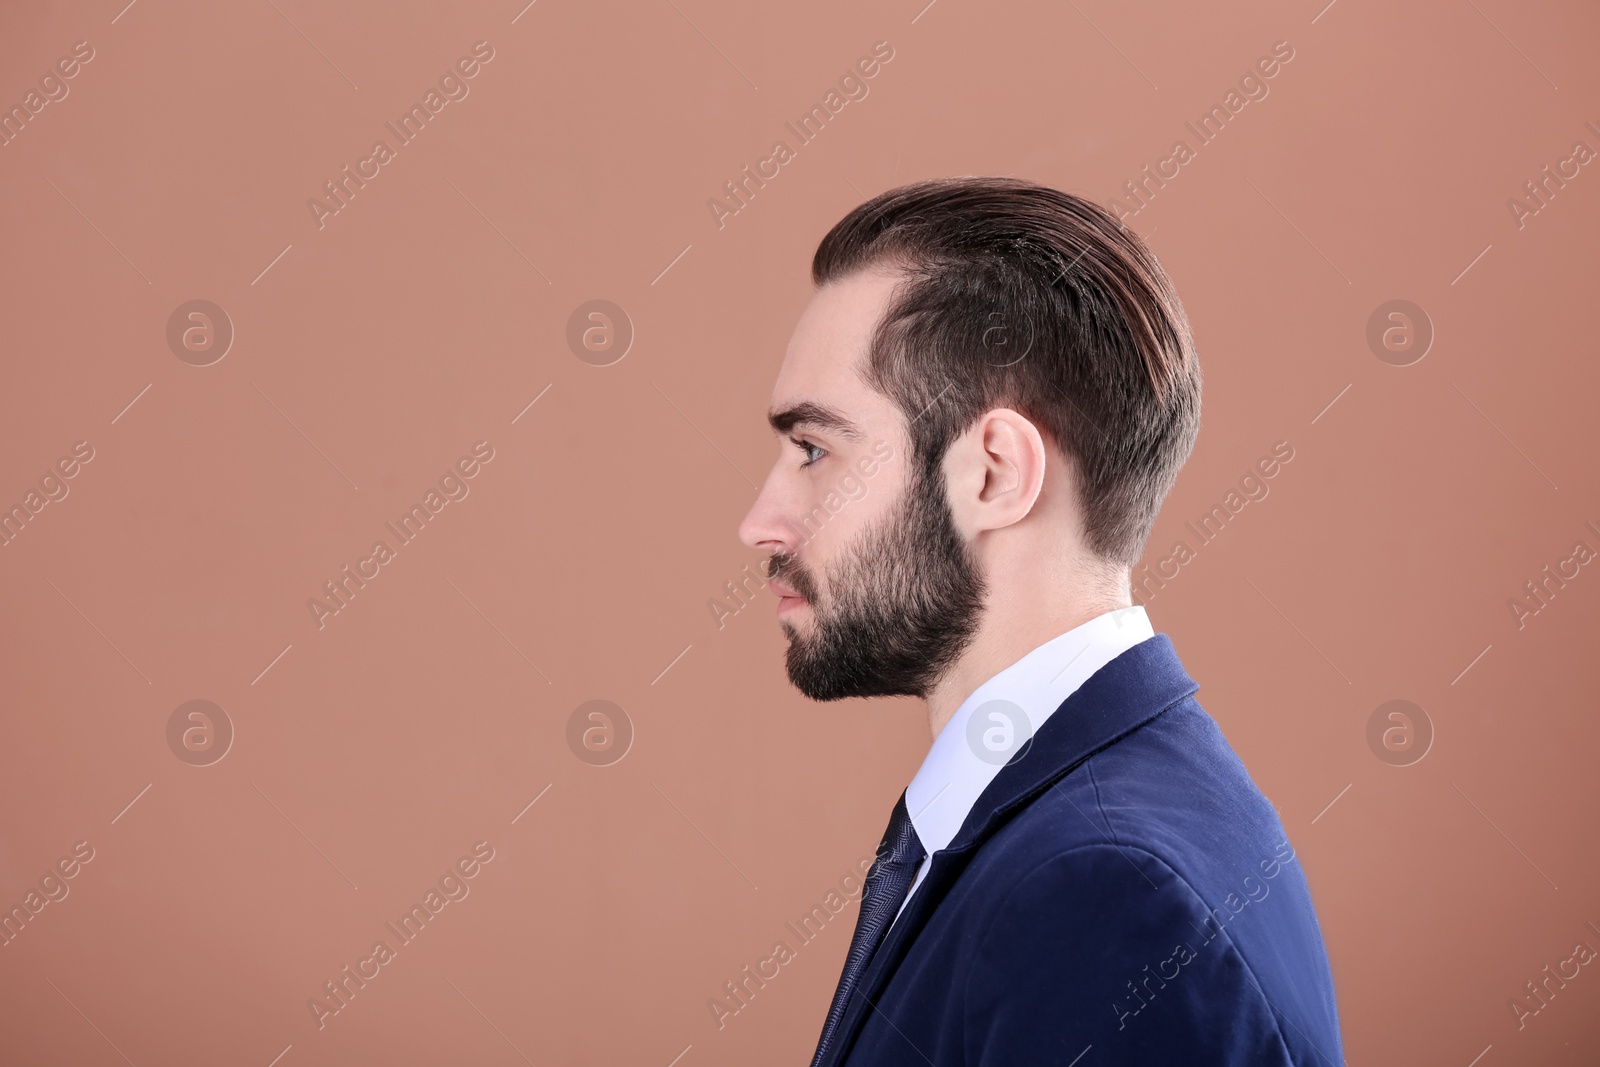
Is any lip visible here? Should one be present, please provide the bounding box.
[768,580,807,612]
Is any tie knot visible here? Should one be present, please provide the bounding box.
[873,791,926,873]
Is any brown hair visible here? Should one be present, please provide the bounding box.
[811,175,1202,566]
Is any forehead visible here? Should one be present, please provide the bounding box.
[769,267,903,428]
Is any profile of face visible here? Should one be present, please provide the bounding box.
[739,269,988,701]
[768,456,987,701]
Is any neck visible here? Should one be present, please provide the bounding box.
[923,581,1131,742]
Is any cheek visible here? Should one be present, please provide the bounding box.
[810,497,887,569]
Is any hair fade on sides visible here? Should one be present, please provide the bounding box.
[811,175,1202,566]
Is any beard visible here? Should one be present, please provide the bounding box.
[765,457,988,701]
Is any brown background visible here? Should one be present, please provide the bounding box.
[2,0,1597,1064]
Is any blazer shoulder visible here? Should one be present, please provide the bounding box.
[976,697,1286,877]
[958,842,1295,1063]
[914,698,1340,1065]
[1067,697,1288,869]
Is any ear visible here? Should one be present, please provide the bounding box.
[943,408,1047,536]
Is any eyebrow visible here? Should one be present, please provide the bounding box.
[767,401,866,444]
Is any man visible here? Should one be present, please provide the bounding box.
[737,177,1343,1065]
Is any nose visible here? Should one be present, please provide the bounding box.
[739,465,804,555]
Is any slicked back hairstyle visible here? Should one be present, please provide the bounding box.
[811,175,1202,567]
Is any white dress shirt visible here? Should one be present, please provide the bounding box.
[892,605,1156,924]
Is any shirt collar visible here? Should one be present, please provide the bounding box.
[902,605,1155,859]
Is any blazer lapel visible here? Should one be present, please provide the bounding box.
[820,634,1199,1067]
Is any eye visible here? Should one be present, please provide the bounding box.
[790,436,827,468]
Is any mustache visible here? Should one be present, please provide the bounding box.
[764,552,818,600]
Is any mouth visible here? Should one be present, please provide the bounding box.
[768,579,809,613]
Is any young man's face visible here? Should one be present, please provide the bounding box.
[738,268,987,701]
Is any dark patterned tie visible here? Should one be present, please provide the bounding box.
[809,790,927,1067]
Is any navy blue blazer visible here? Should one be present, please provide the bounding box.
[818,633,1343,1066]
